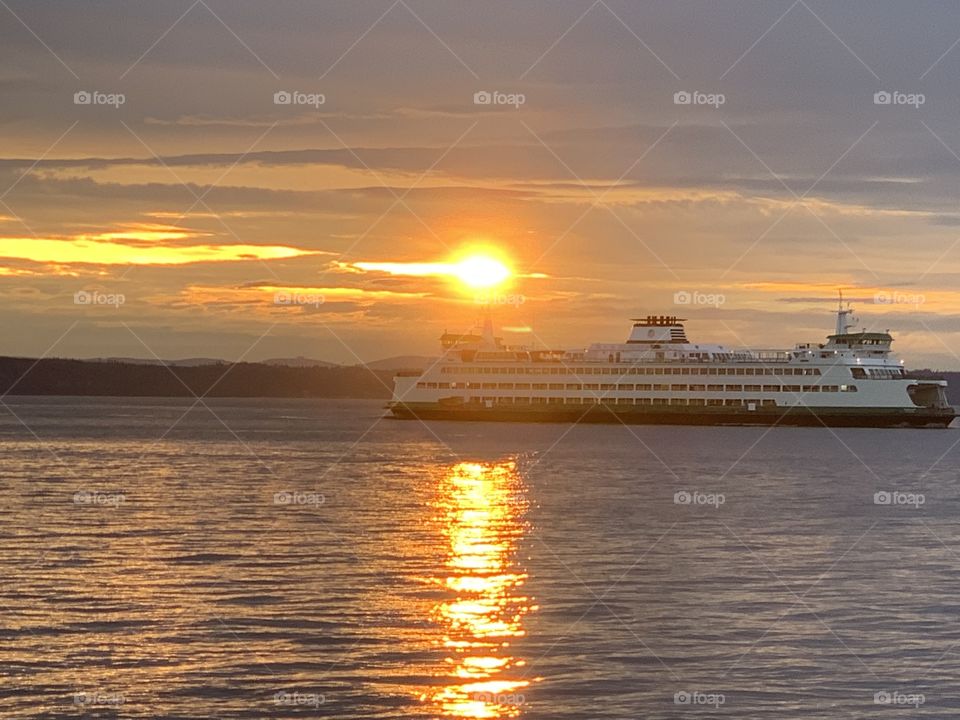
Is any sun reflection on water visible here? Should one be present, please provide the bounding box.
[421,460,538,718]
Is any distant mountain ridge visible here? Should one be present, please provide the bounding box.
[263,356,339,368]
[89,355,437,371]
[95,357,227,367]
[362,355,437,371]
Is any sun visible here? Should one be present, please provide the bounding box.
[451,254,511,289]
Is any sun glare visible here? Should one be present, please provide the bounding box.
[352,250,513,291]
[452,255,511,289]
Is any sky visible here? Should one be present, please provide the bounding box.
[3,0,960,366]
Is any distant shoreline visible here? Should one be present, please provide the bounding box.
[0,356,398,399]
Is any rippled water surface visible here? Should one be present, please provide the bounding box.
[3,397,960,718]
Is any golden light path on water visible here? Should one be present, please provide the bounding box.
[421,460,539,718]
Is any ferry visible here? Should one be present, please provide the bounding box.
[389,302,954,428]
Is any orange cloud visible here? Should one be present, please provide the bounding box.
[179,284,427,306]
[0,235,314,266]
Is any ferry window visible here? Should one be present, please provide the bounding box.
[532,383,548,389]
[842,385,858,392]
[744,384,761,391]
[638,397,652,405]
[724,399,742,406]
[736,368,746,375]
[600,383,616,390]
[438,382,450,389]
[688,398,706,406]
[482,383,496,389]
[566,384,581,390]
[636,384,652,391]
[497,383,513,389]
[762,399,776,406]
[619,384,634,391]
[762,385,780,392]
[784,385,801,392]
[416,382,427,388]
[670,384,687,391]
[851,367,867,379]
[515,383,530,389]
[670,398,686,405]
[708,384,723,391]
[803,385,819,392]
[725,385,742,392]
[823,385,838,392]
[707,399,724,406]
[549,383,564,390]
[689,384,706,391]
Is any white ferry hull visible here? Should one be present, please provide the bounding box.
[389,401,955,428]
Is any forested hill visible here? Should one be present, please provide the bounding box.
[0,357,396,398]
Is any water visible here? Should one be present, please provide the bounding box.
[2,397,960,718]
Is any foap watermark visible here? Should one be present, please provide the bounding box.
[474,291,526,307]
[473,90,525,109]
[73,490,125,508]
[873,90,925,108]
[473,691,525,707]
[73,691,125,707]
[74,90,125,108]
[273,490,325,507]
[674,690,725,708]
[874,690,925,708]
[674,490,725,509]
[673,290,725,308]
[673,90,725,108]
[274,690,324,709]
[74,290,125,309]
[273,90,325,108]
[274,291,324,308]
[873,290,925,307]
[874,490,925,508]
